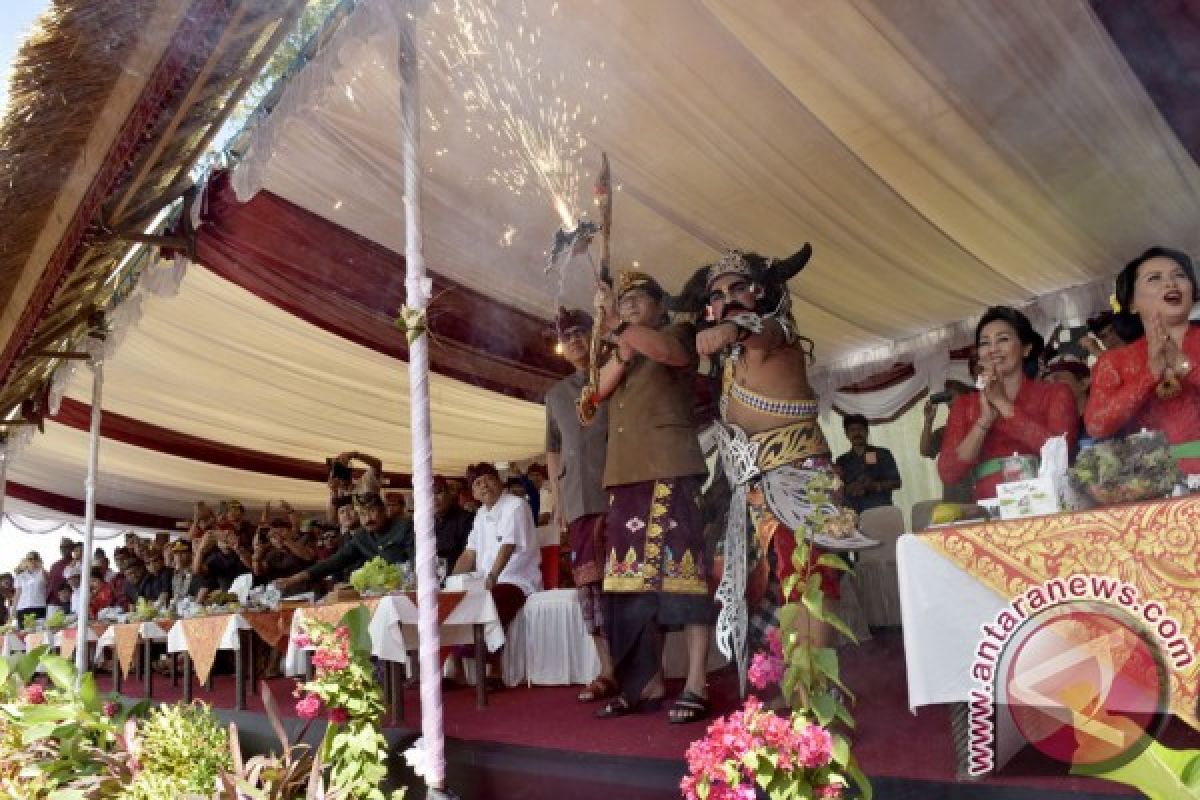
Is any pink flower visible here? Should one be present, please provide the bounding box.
[295,693,321,720]
[334,625,349,640]
[23,684,45,704]
[328,707,350,725]
[747,650,784,690]
[103,701,119,717]
[766,627,784,658]
[816,786,844,798]
[293,633,313,649]
[311,646,350,672]
[796,723,834,768]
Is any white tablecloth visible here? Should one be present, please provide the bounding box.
[1,633,25,657]
[94,621,171,665]
[503,589,600,687]
[282,590,503,677]
[897,533,1008,710]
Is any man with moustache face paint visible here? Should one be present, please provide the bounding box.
[676,246,871,693]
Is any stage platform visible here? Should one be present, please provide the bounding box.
[95,630,1161,799]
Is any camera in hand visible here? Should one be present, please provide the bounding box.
[929,390,954,405]
[326,458,353,483]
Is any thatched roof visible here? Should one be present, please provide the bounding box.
[0,0,308,420]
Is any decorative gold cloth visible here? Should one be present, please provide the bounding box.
[180,615,231,687]
[923,497,1199,729]
[113,624,141,679]
[243,610,296,651]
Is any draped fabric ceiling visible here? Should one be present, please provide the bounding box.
[9,0,1200,523]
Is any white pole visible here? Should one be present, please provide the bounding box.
[74,358,102,680]
[398,6,447,792]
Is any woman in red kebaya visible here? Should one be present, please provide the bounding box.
[1085,247,1200,475]
[939,307,1078,501]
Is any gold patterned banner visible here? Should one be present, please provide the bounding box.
[113,624,141,679]
[179,615,231,687]
[60,624,111,660]
[924,496,1200,729]
[300,598,381,630]
[243,610,295,650]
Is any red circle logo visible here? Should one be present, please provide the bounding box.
[1002,606,1167,768]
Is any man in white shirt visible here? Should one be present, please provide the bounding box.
[448,462,543,686]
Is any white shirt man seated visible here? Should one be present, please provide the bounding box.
[446,463,543,687]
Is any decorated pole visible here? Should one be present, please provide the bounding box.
[397,3,448,793]
[73,357,102,679]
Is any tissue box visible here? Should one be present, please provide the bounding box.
[444,573,486,592]
[996,477,1061,519]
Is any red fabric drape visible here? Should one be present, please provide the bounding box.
[191,173,568,403]
[50,398,411,487]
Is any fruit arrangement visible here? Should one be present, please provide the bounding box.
[349,557,404,594]
[1069,430,1180,505]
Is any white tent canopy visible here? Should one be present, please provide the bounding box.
[9,0,1200,522]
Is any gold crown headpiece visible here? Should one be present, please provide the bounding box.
[706,250,756,289]
[616,270,664,299]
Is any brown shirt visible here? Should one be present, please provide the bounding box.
[603,321,707,487]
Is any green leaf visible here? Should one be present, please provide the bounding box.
[16,646,48,682]
[39,654,76,692]
[77,672,98,712]
[810,692,837,727]
[811,648,839,682]
[1072,740,1200,800]
[339,605,374,656]
[846,760,873,800]
[816,553,850,571]
[832,733,851,767]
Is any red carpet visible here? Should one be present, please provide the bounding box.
[88,631,1165,796]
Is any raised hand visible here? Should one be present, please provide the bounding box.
[696,323,739,356]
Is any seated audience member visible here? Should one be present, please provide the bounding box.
[504,477,528,500]
[939,306,1078,500]
[526,464,553,526]
[0,573,12,625]
[325,450,385,522]
[62,542,84,588]
[188,501,218,542]
[93,550,115,581]
[169,542,194,604]
[108,549,129,605]
[142,547,173,606]
[385,492,407,523]
[46,537,75,599]
[315,525,343,561]
[123,533,145,560]
[434,476,473,569]
[67,573,83,615]
[119,558,151,609]
[1041,354,1090,418]
[47,584,73,619]
[1081,310,1126,363]
[192,524,253,602]
[88,566,116,615]
[274,492,413,594]
[221,499,258,550]
[253,516,316,586]
[836,414,902,514]
[920,380,975,503]
[1085,247,1200,475]
[446,463,543,686]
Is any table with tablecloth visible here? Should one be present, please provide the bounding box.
[898,496,1199,733]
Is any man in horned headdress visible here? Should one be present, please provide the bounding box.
[591,271,713,724]
[674,246,871,688]
[543,308,617,703]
